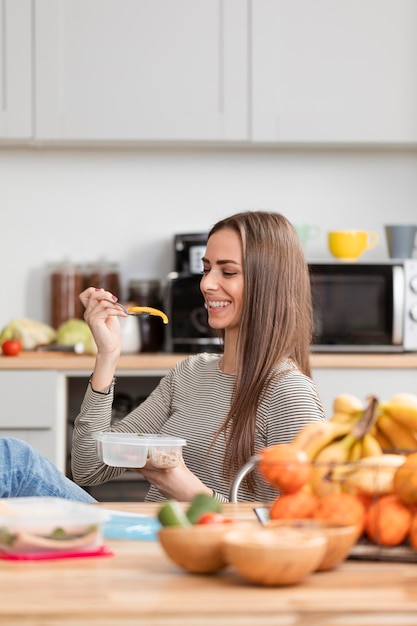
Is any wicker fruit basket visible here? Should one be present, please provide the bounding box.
[230,453,417,562]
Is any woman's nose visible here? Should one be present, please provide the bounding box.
[201,271,218,291]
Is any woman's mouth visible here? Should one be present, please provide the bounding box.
[207,300,231,310]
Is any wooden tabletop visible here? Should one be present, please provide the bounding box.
[1,502,417,626]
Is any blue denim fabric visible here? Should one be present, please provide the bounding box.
[0,437,96,502]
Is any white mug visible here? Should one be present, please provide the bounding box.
[120,314,141,354]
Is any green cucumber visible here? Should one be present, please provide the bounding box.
[157,501,192,527]
[185,493,222,524]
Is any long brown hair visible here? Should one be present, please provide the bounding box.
[208,211,313,491]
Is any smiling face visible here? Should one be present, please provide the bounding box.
[200,228,244,334]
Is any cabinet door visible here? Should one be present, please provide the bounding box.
[35,0,248,141]
[252,0,417,143]
[0,0,32,139]
[312,367,417,420]
[0,371,66,470]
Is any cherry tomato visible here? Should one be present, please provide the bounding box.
[1,339,23,356]
[197,513,234,525]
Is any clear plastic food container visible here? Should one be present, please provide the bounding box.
[0,497,109,556]
[92,432,186,468]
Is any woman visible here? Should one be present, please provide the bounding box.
[72,211,324,502]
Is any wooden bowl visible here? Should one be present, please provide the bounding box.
[222,525,327,586]
[266,519,358,571]
[158,524,238,574]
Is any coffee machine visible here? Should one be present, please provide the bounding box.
[164,234,222,354]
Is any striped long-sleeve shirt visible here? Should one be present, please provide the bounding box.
[71,353,324,503]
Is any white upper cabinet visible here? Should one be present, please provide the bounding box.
[0,0,32,139]
[3,1,416,145]
[34,0,248,142]
[251,0,417,144]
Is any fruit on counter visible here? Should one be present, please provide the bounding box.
[376,412,417,451]
[185,493,222,524]
[197,513,234,525]
[379,393,417,433]
[393,451,417,505]
[157,493,222,528]
[259,389,417,551]
[372,426,392,451]
[332,393,364,417]
[329,394,364,425]
[348,439,363,461]
[56,319,97,355]
[157,500,192,528]
[292,395,379,466]
[365,494,412,547]
[409,513,417,550]
[258,443,312,493]
[309,433,359,497]
[1,339,22,356]
[269,489,319,521]
[329,454,406,496]
[292,394,411,482]
[0,318,56,350]
[329,411,359,425]
[291,421,352,461]
[313,492,366,540]
[360,433,384,458]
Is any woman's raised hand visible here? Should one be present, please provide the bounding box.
[79,287,127,356]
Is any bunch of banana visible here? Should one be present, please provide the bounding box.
[292,393,383,496]
[329,393,364,425]
[291,420,353,461]
[374,393,417,452]
[292,393,382,462]
[291,392,417,498]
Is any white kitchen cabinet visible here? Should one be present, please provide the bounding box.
[251,0,417,144]
[0,0,32,140]
[34,0,248,142]
[312,367,417,420]
[0,371,66,470]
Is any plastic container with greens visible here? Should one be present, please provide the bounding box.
[0,498,109,557]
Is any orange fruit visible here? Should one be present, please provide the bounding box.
[269,489,319,520]
[258,443,312,493]
[365,494,412,547]
[313,492,366,539]
[393,452,417,506]
[408,511,417,550]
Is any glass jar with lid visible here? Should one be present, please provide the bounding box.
[49,262,84,329]
[84,261,121,299]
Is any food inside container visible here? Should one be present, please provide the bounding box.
[0,497,108,556]
[92,432,186,468]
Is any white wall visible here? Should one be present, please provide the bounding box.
[1,145,417,327]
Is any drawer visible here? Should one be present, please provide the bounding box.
[0,370,62,428]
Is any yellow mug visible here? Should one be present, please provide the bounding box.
[328,230,379,261]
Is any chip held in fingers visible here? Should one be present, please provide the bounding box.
[127,306,169,324]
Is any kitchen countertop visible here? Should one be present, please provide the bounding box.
[0,501,416,626]
[0,351,416,371]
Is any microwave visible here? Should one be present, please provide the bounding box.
[309,259,417,353]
